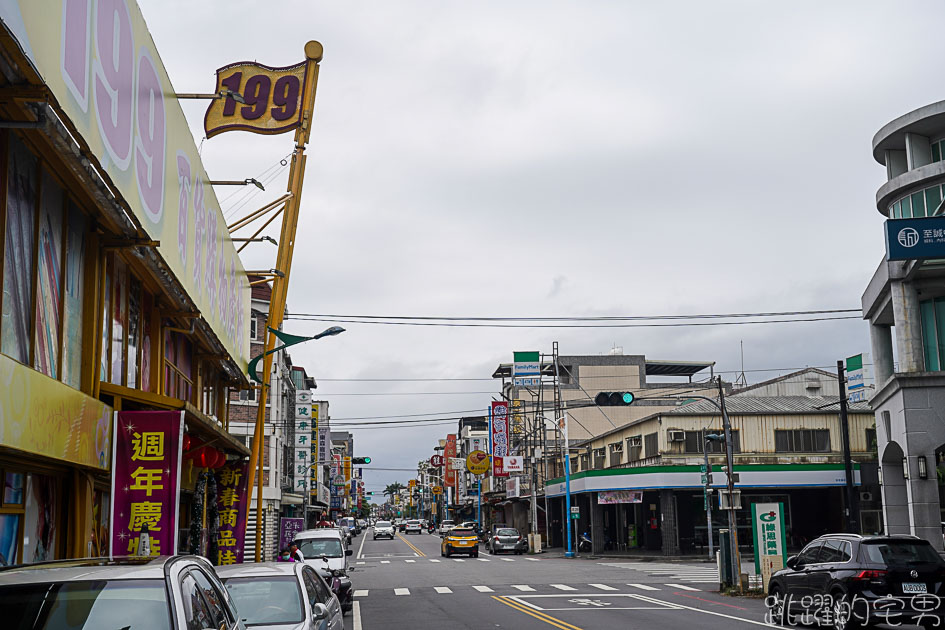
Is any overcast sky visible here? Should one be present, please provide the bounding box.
[140,0,945,498]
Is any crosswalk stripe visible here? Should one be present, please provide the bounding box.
[550,584,577,591]
[501,558,515,562]
[453,558,465,562]
[405,560,415,563]
[354,590,369,597]
[590,584,618,591]
[380,560,390,564]
[434,586,453,594]
[428,559,441,563]
[627,583,660,591]
[473,586,494,592]
[524,558,540,562]
[511,585,535,591]
[356,561,365,565]
[477,558,490,562]
[667,583,701,591]
[394,588,410,596]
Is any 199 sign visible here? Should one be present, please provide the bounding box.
[219,71,301,122]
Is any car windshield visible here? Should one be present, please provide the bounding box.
[863,541,941,565]
[376,521,391,527]
[452,528,475,537]
[442,521,454,527]
[295,537,344,558]
[497,529,518,536]
[0,579,171,630]
[222,576,302,626]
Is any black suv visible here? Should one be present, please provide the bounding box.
[767,534,945,629]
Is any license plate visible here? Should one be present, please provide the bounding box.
[902,582,928,594]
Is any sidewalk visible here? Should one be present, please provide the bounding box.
[537,546,717,562]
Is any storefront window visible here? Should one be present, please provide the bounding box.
[34,168,65,379]
[127,277,141,389]
[61,202,87,389]
[110,256,127,386]
[23,473,58,563]
[2,132,37,365]
[889,183,945,218]
[0,467,25,566]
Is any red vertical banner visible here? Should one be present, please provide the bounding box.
[445,434,457,487]
[491,401,509,475]
[492,456,508,478]
[214,460,249,565]
[110,410,185,556]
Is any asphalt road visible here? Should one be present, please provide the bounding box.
[342,527,773,630]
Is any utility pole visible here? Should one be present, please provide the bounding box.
[703,436,715,560]
[718,378,743,591]
[837,360,859,533]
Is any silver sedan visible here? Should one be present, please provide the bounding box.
[218,561,343,630]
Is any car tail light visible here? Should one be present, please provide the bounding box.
[494,537,499,542]
[854,570,888,580]
[517,536,522,541]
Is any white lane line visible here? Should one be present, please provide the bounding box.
[356,561,365,565]
[667,583,701,591]
[473,585,494,592]
[353,601,362,630]
[453,558,465,562]
[628,593,771,627]
[405,559,416,563]
[394,588,410,596]
[380,560,390,564]
[524,557,540,562]
[550,584,576,591]
[434,586,453,594]
[477,558,490,562]
[511,585,535,591]
[501,558,515,562]
[353,590,369,597]
[628,583,660,591]
[429,559,441,563]
[357,530,367,559]
[590,583,618,591]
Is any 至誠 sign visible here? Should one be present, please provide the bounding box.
[886,217,945,261]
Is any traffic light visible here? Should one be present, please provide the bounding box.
[594,391,635,406]
[351,457,372,464]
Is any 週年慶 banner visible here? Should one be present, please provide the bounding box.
[110,411,184,556]
[215,460,250,565]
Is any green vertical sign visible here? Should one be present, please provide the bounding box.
[752,502,787,574]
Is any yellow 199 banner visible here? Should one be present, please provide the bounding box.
[204,60,308,138]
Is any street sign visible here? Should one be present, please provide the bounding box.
[700,464,707,473]
[408,479,417,488]
[432,486,443,495]
[570,506,579,514]
[701,473,713,485]
[570,511,579,520]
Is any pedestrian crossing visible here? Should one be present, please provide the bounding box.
[352,582,707,598]
[598,561,720,583]
[358,556,538,565]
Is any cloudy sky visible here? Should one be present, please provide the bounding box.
[140,0,944,497]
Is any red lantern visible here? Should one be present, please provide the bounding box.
[211,449,226,469]
[192,446,212,468]
[183,434,192,452]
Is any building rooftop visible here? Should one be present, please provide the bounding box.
[668,395,871,415]
[491,356,714,379]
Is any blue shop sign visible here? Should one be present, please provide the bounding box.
[886,217,945,261]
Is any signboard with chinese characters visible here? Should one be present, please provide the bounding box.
[506,476,521,498]
[279,517,304,552]
[886,217,945,261]
[513,351,541,387]
[466,450,490,476]
[309,402,319,494]
[511,399,525,435]
[294,394,313,493]
[492,456,508,478]
[445,434,457,487]
[109,411,184,556]
[214,460,249,565]
[752,502,787,574]
[205,60,308,138]
[490,402,510,475]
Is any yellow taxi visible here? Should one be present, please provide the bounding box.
[441,526,479,558]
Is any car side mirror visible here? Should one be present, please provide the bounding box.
[313,602,328,620]
[786,555,798,569]
[346,549,353,556]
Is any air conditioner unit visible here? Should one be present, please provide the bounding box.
[628,436,642,447]
[860,491,872,502]
[668,430,685,442]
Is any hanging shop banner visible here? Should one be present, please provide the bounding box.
[214,460,249,565]
[204,60,308,138]
[109,410,184,556]
[597,490,643,504]
[490,401,510,475]
[0,353,112,469]
[492,456,508,478]
[445,434,457,487]
[0,1,250,367]
[279,517,304,552]
[511,399,525,435]
[506,477,521,498]
[504,456,524,473]
[752,502,787,574]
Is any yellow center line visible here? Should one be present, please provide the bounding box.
[397,533,426,557]
[491,595,585,630]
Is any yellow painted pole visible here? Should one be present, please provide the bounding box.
[244,41,322,563]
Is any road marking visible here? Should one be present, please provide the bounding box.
[353,601,362,630]
[626,593,772,626]
[666,583,701,591]
[434,586,453,594]
[357,529,367,559]
[356,561,365,565]
[354,590,369,597]
[501,558,515,562]
[525,557,540,561]
[381,560,390,564]
[394,588,410,596]
[428,559,441,563]
[405,559,416,563]
[589,584,618,591]
[473,585,494,592]
[551,584,577,591]
[453,558,465,562]
[512,585,536,591]
[397,534,426,557]
[627,583,660,591]
[477,557,490,562]
[492,596,584,630]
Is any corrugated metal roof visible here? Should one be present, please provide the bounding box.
[668,395,871,415]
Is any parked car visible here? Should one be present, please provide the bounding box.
[405,519,423,534]
[338,525,352,546]
[374,520,395,540]
[218,561,341,630]
[398,520,408,532]
[438,519,456,537]
[339,516,359,536]
[0,555,245,630]
[767,534,945,630]
[488,527,528,555]
[441,526,479,558]
[294,529,353,576]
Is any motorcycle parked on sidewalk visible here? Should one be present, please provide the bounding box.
[578,531,592,552]
[319,556,353,616]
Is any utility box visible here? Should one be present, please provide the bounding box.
[628,525,638,548]
[718,529,733,587]
[528,533,542,554]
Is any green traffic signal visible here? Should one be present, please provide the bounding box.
[595,391,635,406]
[352,456,372,464]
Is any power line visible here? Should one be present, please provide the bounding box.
[285,315,859,329]
[287,308,860,322]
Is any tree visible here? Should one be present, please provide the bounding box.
[383,482,404,503]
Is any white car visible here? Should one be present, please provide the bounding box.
[373,520,395,540]
[405,519,422,534]
[293,528,352,577]
[438,519,456,536]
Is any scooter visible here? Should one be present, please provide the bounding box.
[320,556,353,616]
[578,531,592,552]
[428,523,436,534]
